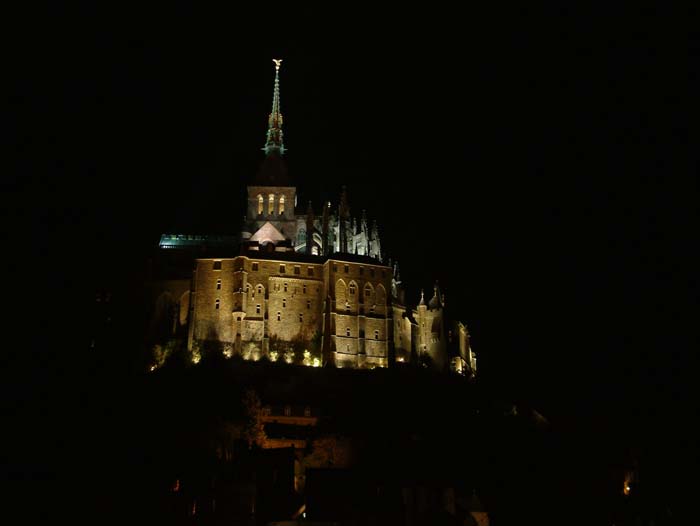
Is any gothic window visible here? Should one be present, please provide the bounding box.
[349,283,356,296]
[277,312,281,321]
[257,195,264,215]
[268,194,275,215]
[215,299,220,310]
[346,327,351,337]
[364,284,372,297]
[216,279,221,290]
[256,304,261,314]
[376,285,387,305]
[279,195,285,214]
[213,261,222,270]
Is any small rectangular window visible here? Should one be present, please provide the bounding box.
[303,284,307,294]
[374,330,379,340]
[280,264,286,273]
[294,266,300,275]
[299,313,303,322]
[213,261,222,270]
[215,299,220,309]
[283,298,286,308]
[307,300,311,309]
[277,312,281,321]
[216,279,221,290]
[344,265,349,273]
[256,304,261,314]
[252,262,259,271]
[346,327,351,336]
[284,283,288,292]
[307,267,314,276]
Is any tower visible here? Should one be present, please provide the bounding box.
[244,59,298,249]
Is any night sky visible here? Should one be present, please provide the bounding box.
[11,4,693,511]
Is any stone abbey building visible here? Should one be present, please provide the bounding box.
[153,60,476,375]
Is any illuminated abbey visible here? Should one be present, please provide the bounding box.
[154,60,476,375]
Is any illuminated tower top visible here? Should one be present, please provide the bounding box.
[263,59,285,156]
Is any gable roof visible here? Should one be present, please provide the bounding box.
[250,221,287,244]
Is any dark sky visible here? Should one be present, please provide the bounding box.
[14,5,692,473]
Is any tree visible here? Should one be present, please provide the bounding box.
[241,389,266,449]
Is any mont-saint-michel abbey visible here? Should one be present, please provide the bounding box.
[151,60,476,376]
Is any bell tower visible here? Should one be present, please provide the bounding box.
[244,59,298,244]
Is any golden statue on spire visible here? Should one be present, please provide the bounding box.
[273,58,282,70]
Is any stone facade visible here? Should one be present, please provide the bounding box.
[188,255,392,368]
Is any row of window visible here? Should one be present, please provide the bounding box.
[343,328,381,339]
[257,194,285,215]
[263,406,312,417]
[213,261,317,277]
[219,301,312,315]
[332,264,385,278]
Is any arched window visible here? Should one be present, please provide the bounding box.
[279,195,285,214]
[257,285,264,296]
[349,282,356,296]
[268,194,275,215]
[376,285,387,305]
[257,194,264,215]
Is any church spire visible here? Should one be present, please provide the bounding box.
[263,59,285,155]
